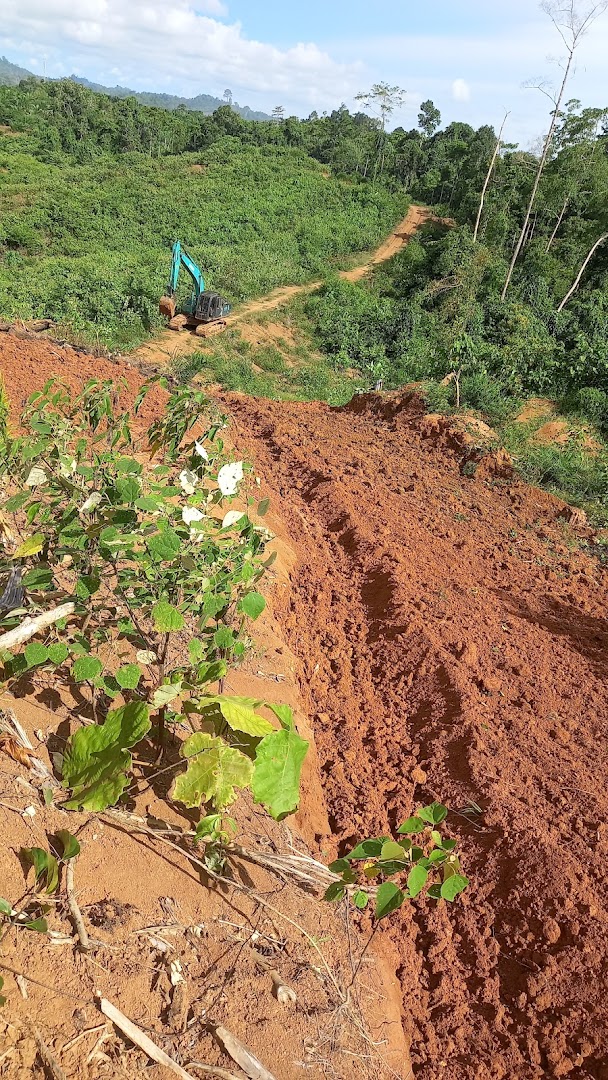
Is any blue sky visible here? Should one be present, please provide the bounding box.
[2,0,607,144]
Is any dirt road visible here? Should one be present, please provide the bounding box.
[132,205,435,368]
[223,389,608,1080]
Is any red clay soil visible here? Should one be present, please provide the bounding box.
[2,333,608,1079]
[223,390,608,1080]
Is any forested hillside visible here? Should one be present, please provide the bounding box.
[0,80,406,348]
[1,77,608,426]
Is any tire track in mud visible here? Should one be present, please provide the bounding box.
[223,389,608,1080]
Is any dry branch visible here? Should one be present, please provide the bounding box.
[0,603,75,651]
[32,1027,68,1080]
[212,1025,277,1080]
[65,858,90,951]
[97,995,197,1080]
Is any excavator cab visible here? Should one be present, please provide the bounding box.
[195,291,231,323]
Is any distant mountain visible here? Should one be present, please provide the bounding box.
[69,76,272,121]
[0,56,37,86]
[0,56,272,120]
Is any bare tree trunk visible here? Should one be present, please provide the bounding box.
[557,232,608,311]
[501,51,574,301]
[546,195,570,252]
[473,112,509,242]
[502,0,608,299]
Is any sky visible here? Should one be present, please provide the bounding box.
[1,0,607,145]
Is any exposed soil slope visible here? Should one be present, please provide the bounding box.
[132,206,437,370]
[222,389,608,1080]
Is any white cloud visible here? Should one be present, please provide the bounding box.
[0,0,362,113]
[452,78,471,103]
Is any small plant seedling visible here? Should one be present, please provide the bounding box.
[0,831,81,949]
[325,803,468,919]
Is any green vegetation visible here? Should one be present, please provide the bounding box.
[326,801,468,919]
[174,313,359,405]
[0,377,308,825]
[0,80,407,350]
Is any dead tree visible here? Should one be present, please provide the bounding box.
[501,0,608,300]
[557,232,608,310]
[473,112,510,242]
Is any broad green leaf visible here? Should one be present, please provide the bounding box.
[63,701,150,811]
[194,814,223,840]
[397,816,425,835]
[428,849,447,864]
[116,457,142,476]
[56,830,80,860]
[252,726,309,819]
[4,491,30,512]
[328,858,351,875]
[76,575,100,600]
[21,847,59,894]
[188,638,205,665]
[48,643,69,665]
[72,656,103,682]
[324,882,346,903]
[375,882,405,920]
[418,802,448,825]
[440,875,469,902]
[407,864,428,898]
[202,695,274,737]
[115,664,142,690]
[14,534,44,558]
[257,498,270,517]
[238,592,266,620]
[380,841,408,862]
[193,660,227,686]
[353,890,369,910]
[441,839,457,852]
[147,529,180,562]
[114,477,140,504]
[151,683,182,708]
[172,732,253,811]
[0,898,12,915]
[23,917,48,933]
[348,838,385,860]
[152,601,184,632]
[427,884,442,900]
[266,703,294,730]
[213,626,234,649]
[22,567,54,589]
[24,643,49,668]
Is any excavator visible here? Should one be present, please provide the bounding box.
[159,241,232,337]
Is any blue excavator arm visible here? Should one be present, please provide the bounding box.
[167,240,205,298]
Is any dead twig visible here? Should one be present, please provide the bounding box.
[61,1023,109,1053]
[32,1026,68,1080]
[0,603,75,651]
[187,1065,245,1080]
[65,858,90,951]
[211,1024,277,1080]
[97,994,197,1080]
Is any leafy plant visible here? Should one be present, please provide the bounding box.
[0,831,81,945]
[0,378,308,825]
[325,802,468,918]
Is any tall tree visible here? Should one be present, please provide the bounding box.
[418,99,441,137]
[355,82,406,177]
[271,105,285,122]
[501,0,608,300]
